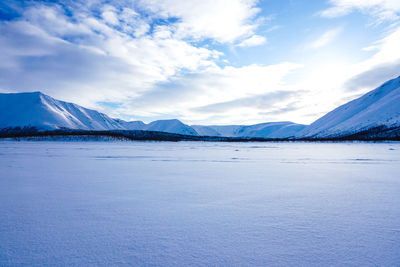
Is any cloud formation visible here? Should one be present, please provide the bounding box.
[343,25,400,91]
[237,35,267,47]
[1,0,400,125]
[0,1,262,104]
[311,27,342,49]
[136,0,261,43]
[192,91,299,113]
[321,0,400,22]
[0,0,308,124]
[344,60,400,91]
[112,62,303,122]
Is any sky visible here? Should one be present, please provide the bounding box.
[0,0,400,125]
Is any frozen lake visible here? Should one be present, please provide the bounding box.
[0,141,400,266]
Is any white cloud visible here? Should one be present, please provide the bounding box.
[0,3,221,106]
[321,0,400,22]
[290,24,400,124]
[137,0,262,43]
[114,62,303,123]
[10,0,392,125]
[237,35,267,47]
[101,5,119,25]
[311,27,342,49]
[343,25,400,90]
[0,0,285,125]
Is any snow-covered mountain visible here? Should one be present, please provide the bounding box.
[115,119,146,130]
[235,122,306,138]
[193,122,306,138]
[192,125,242,137]
[4,75,399,140]
[191,125,223,137]
[0,91,305,138]
[117,118,199,136]
[144,119,199,136]
[0,92,125,131]
[297,76,400,138]
[0,92,201,136]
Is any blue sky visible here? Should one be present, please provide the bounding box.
[1,0,400,125]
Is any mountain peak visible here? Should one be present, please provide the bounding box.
[0,91,124,131]
[152,119,182,124]
[30,91,45,95]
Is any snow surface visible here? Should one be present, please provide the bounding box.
[298,76,400,138]
[1,141,400,266]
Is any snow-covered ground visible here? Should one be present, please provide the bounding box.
[0,141,400,266]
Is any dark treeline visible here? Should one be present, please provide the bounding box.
[1,126,400,142]
[0,127,284,142]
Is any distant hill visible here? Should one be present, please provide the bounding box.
[193,122,306,139]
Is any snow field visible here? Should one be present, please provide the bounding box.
[0,141,399,266]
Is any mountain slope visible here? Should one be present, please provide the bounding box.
[298,76,400,138]
[0,92,125,130]
[0,92,204,135]
[145,119,199,136]
[235,122,306,138]
[193,122,306,138]
[191,125,222,136]
[116,119,146,130]
[191,125,241,137]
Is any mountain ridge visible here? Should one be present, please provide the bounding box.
[1,75,400,139]
[0,91,305,138]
